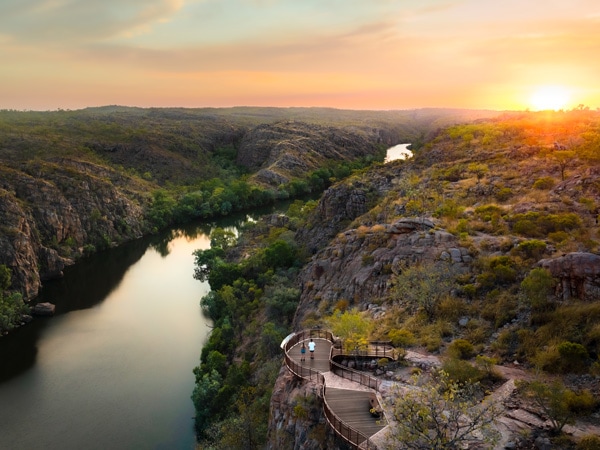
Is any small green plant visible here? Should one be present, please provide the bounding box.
[442,358,485,383]
[293,404,308,419]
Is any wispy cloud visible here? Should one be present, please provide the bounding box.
[1,0,600,110]
[0,0,185,45]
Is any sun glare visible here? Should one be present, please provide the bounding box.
[529,85,571,111]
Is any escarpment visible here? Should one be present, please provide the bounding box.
[0,160,148,300]
[236,121,385,186]
[293,218,472,329]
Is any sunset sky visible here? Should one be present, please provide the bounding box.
[2,0,599,111]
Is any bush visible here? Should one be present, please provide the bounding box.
[557,341,589,373]
[533,177,555,190]
[447,339,476,360]
[521,268,555,311]
[388,328,416,348]
[577,435,600,450]
[442,358,485,383]
[495,187,513,202]
[521,380,596,434]
[516,239,547,260]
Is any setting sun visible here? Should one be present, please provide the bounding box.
[529,85,571,111]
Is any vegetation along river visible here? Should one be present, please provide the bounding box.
[0,209,281,450]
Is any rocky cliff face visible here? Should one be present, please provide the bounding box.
[236,121,385,186]
[0,158,149,300]
[295,163,403,253]
[293,218,472,329]
[267,367,346,450]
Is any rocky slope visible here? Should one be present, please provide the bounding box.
[236,121,389,186]
[267,110,600,449]
[0,158,149,300]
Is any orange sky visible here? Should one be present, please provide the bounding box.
[1,0,599,111]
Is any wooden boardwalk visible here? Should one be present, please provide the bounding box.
[288,337,387,447]
[324,388,386,438]
[289,338,332,373]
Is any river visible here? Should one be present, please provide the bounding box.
[384,143,413,163]
[0,213,266,450]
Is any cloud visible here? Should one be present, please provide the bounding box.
[0,0,185,46]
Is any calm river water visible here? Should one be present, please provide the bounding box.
[0,214,260,450]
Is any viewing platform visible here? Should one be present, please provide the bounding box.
[281,330,395,449]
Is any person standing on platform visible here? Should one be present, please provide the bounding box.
[308,339,316,359]
[300,342,306,362]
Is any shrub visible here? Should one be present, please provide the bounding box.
[442,358,485,383]
[447,339,475,360]
[388,328,416,348]
[521,380,596,434]
[515,239,547,260]
[533,177,555,190]
[334,299,349,312]
[521,268,555,311]
[557,341,589,373]
[549,231,569,243]
[577,435,600,450]
[495,187,513,202]
[532,346,561,373]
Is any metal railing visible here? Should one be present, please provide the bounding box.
[282,329,381,450]
[323,391,377,450]
[329,359,381,391]
[331,342,398,360]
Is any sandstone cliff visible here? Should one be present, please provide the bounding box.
[0,158,149,300]
[236,121,388,187]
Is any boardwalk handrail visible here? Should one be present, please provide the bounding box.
[329,342,398,391]
[282,329,382,450]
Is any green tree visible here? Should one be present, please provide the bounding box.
[263,240,297,269]
[551,150,576,181]
[210,227,237,250]
[147,189,176,229]
[0,265,30,333]
[191,369,224,434]
[385,370,501,449]
[326,308,373,350]
[467,163,489,183]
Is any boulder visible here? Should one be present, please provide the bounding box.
[538,252,600,301]
[31,302,56,316]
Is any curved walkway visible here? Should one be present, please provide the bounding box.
[282,330,391,450]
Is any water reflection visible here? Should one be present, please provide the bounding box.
[0,203,291,450]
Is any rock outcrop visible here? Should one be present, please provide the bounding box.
[267,367,344,450]
[293,217,472,330]
[0,159,148,300]
[236,121,383,186]
[538,252,600,301]
[31,302,56,316]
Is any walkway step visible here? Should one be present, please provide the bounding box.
[325,388,387,438]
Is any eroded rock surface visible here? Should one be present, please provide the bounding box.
[538,252,600,300]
